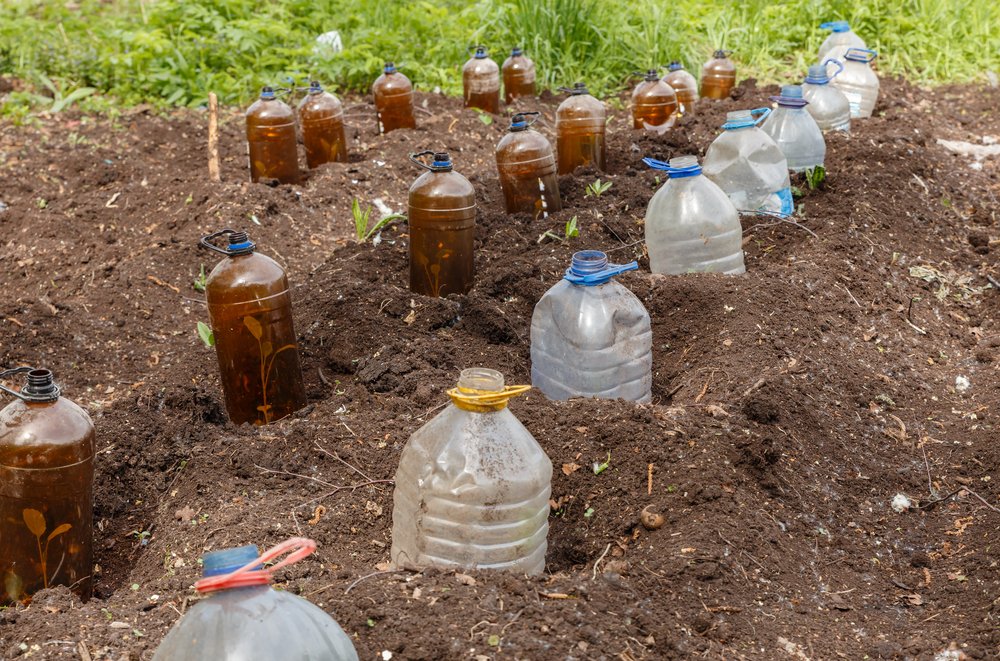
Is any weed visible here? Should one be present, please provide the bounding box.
[192,264,207,293]
[196,321,214,347]
[476,111,493,125]
[805,165,826,190]
[592,451,611,475]
[351,198,405,243]
[585,179,613,197]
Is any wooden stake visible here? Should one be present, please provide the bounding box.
[208,92,220,182]
[647,463,654,495]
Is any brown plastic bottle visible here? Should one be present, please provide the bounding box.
[245,87,300,184]
[501,47,536,104]
[700,50,737,100]
[297,81,348,168]
[372,63,417,135]
[0,367,94,606]
[556,83,606,175]
[495,112,562,218]
[631,70,678,133]
[201,230,307,425]
[463,46,501,114]
[408,151,476,297]
[662,61,699,114]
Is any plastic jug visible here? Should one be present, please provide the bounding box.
[530,251,652,402]
[802,61,851,132]
[0,367,93,606]
[703,108,793,216]
[495,112,562,217]
[297,81,348,168]
[391,368,551,575]
[831,48,880,119]
[245,87,299,184]
[760,85,826,173]
[631,70,678,134]
[700,50,736,100]
[152,539,358,661]
[408,151,476,297]
[372,62,417,134]
[463,46,501,114]
[502,47,536,104]
[818,21,867,63]
[556,82,606,174]
[662,61,698,114]
[643,155,745,275]
[200,230,307,425]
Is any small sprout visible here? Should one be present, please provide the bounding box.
[196,321,214,347]
[640,505,665,530]
[367,617,377,628]
[192,264,207,293]
[477,111,493,126]
[585,179,613,197]
[101,608,113,620]
[666,484,677,493]
[584,507,595,518]
[130,583,140,591]
[184,193,193,204]
[790,185,804,199]
[805,166,825,190]
[564,216,579,239]
[36,198,47,209]
[352,197,405,243]
[488,634,500,647]
[592,451,611,475]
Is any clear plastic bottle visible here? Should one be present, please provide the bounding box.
[201,230,307,425]
[662,61,698,114]
[152,541,358,661]
[0,367,93,606]
[760,85,826,173]
[831,48,880,119]
[502,47,536,104]
[372,62,417,135]
[245,87,299,184]
[817,21,867,63]
[297,81,348,168]
[408,151,476,297]
[631,70,677,134]
[700,50,736,100]
[391,368,551,575]
[530,251,652,402]
[643,155,745,275]
[463,46,501,114]
[703,108,793,216]
[495,112,562,217]
[556,82,606,174]
[802,61,851,132]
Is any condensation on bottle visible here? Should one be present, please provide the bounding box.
[817,21,867,63]
[760,85,826,173]
[556,82,606,175]
[297,81,348,168]
[495,112,562,218]
[700,50,736,100]
[372,62,417,135]
[245,87,299,184]
[662,61,699,115]
[502,47,536,104]
[631,70,677,134]
[831,48,880,119]
[802,61,851,132]
[463,46,501,114]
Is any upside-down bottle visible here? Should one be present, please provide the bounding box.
[495,112,562,218]
[700,50,736,100]
[201,229,307,425]
[831,48,880,119]
[408,151,476,297]
[372,62,417,135]
[245,87,299,184]
[760,85,826,173]
[631,70,678,134]
[817,21,867,63]
[463,46,501,114]
[502,47,537,104]
[297,81,348,168]
[0,367,94,606]
[662,61,699,114]
[391,368,551,575]
[556,82,606,174]
[802,61,852,132]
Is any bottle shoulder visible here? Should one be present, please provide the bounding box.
[298,92,342,115]
[205,252,289,297]
[0,398,95,466]
[246,99,295,123]
[409,170,476,199]
[496,130,552,158]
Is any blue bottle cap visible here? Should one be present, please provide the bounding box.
[431,152,453,171]
[564,250,638,286]
[667,61,683,71]
[820,21,850,32]
[511,47,523,57]
[805,65,830,84]
[384,62,397,74]
[260,87,276,100]
[202,545,260,577]
[473,46,488,59]
[771,85,809,108]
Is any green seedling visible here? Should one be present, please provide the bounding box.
[476,111,493,126]
[536,216,580,243]
[584,507,595,518]
[592,451,611,475]
[192,264,207,293]
[351,198,405,243]
[585,179,613,197]
[804,166,825,190]
[196,321,214,347]
[790,185,805,199]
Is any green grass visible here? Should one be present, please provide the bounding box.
[1,0,997,116]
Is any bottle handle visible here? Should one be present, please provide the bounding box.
[510,111,541,129]
[194,538,318,594]
[823,59,845,79]
[0,366,33,401]
[642,157,701,177]
[200,229,243,256]
[845,47,877,63]
[408,151,436,171]
[751,107,771,125]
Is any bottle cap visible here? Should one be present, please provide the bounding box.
[473,46,488,59]
[805,65,830,84]
[770,85,809,108]
[570,82,589,95]
[384,62,397,74]
[713,49,730,59]
[820,21,851,33]
[194,538,317,594]
[203,545,260,577]
[644,69,659,82]
[200,229,256,257]
[431,152,452,171]
[564,250,639,286]
[0,367,61,403]
[260,86,276,100]
[308,80,323,93]
[667,61,683,71]
[508,111,539,132]
[511,47,523,56]
[642,154,702,178]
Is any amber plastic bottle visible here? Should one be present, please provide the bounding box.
[408,151,476,297]
[556,83,606,174]
[502,47,536,104]
[297,81,348,168]
[0,367,94,606]
[495,112,562,218]
[701,50,737,100]
[245,87,300,184]
[631,70,678,133]
[663,61,699,114]
[201,230,307,425]
[463,46,501,114]
[372,63,417,135]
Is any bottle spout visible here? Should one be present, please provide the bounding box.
[0,366,61,402]
[564,250,638,285]
[200,229,256,256]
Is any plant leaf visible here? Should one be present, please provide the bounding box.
[196,321,214,347]
[47,523,72,541]
[260,341,272,359]
[243,316,262,339]
[22,508,46,537]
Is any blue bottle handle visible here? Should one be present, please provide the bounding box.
[845,47,878,63]
[823,58,845,79]
[642,157,701,177]
[720,107,770,130]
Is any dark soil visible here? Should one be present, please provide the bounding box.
[1,77,999,660]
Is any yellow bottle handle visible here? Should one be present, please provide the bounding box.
[447,384,531,412]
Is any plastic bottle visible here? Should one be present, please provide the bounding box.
[662,61,699,114]
[245,87,299,185]
[831,48,880,119]
[372,62,417,135]
[408,151,476,297]
[391,368,551,575]
[556,82,606,174]
[297,81,348,168]
[643,155,745,275]
[200,230,307,425]
[530,251,652,402]
[703,108,793,216]
[0,367,93,606]
[760,85,826,173]
[152,539,358,661]
[802,61,851,132]
[502,47,536,104]
[631,70,678,134]
[463,46,501,114]
[700,50,736,100]
[495,112,562,218]
[817,21,867,63]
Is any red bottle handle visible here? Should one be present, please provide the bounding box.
[194,537,317,594]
